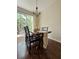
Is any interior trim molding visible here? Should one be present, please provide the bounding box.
[17,6,34,16]
[49,38,61,43]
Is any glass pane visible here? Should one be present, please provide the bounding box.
[17,13,33,35]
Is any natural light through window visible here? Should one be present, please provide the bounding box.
[17,13,33,35]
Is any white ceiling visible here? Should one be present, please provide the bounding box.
[17,0,57,12]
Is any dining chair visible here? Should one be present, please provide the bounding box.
[41,27,48,31]
[24,26,43,54]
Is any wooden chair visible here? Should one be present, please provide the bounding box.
[24,26,43,54]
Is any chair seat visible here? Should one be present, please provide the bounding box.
[30,38,40,43]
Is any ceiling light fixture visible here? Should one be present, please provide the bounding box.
[33,0,40,16]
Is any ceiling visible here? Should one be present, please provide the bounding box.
[17,0,57,12]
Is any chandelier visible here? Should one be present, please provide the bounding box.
[33,0,40,16]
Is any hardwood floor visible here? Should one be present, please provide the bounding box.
[17,37,61,59]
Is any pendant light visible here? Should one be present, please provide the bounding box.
[33,0,40,16]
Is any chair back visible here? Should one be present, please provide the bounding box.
[35,33,43,40]
[41,27,48,31]
[24,26,30,41]
[35,33,43,47]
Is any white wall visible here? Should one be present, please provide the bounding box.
[40,0,61,42]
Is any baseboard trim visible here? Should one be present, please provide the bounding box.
[48,38,61,43]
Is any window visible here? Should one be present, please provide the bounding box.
[17,13,33,34]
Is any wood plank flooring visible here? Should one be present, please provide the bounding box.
[17,37,61,59]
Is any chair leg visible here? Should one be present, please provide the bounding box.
[28,47,31,54]
[29,43,31,54]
